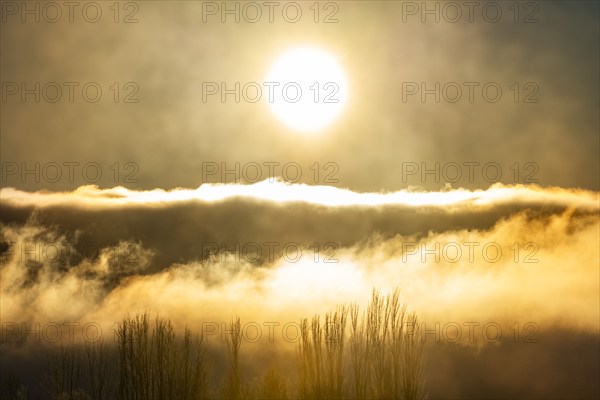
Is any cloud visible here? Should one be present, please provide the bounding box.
[1,181,597,273]
[1,180,598,208]
[1,182,598,398]
[1,182,597,330]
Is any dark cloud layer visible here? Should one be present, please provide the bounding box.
[1,183,595,273]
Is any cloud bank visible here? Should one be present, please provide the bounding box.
[1,181,597,328]
[1,181,598,398]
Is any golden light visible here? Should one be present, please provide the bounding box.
[265,47,349,133]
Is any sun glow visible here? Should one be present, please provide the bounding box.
[265,47,349,133]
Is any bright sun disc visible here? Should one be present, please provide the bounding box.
[265,47,348,133]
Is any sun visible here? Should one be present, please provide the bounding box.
[265,47,349,133]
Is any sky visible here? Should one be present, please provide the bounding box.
[1,1,599,399]
[1,1,598,192]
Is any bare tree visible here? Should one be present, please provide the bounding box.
[224,317,242,400]
[85,338,112,399]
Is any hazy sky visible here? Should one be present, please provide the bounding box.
[1,1,598,191]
